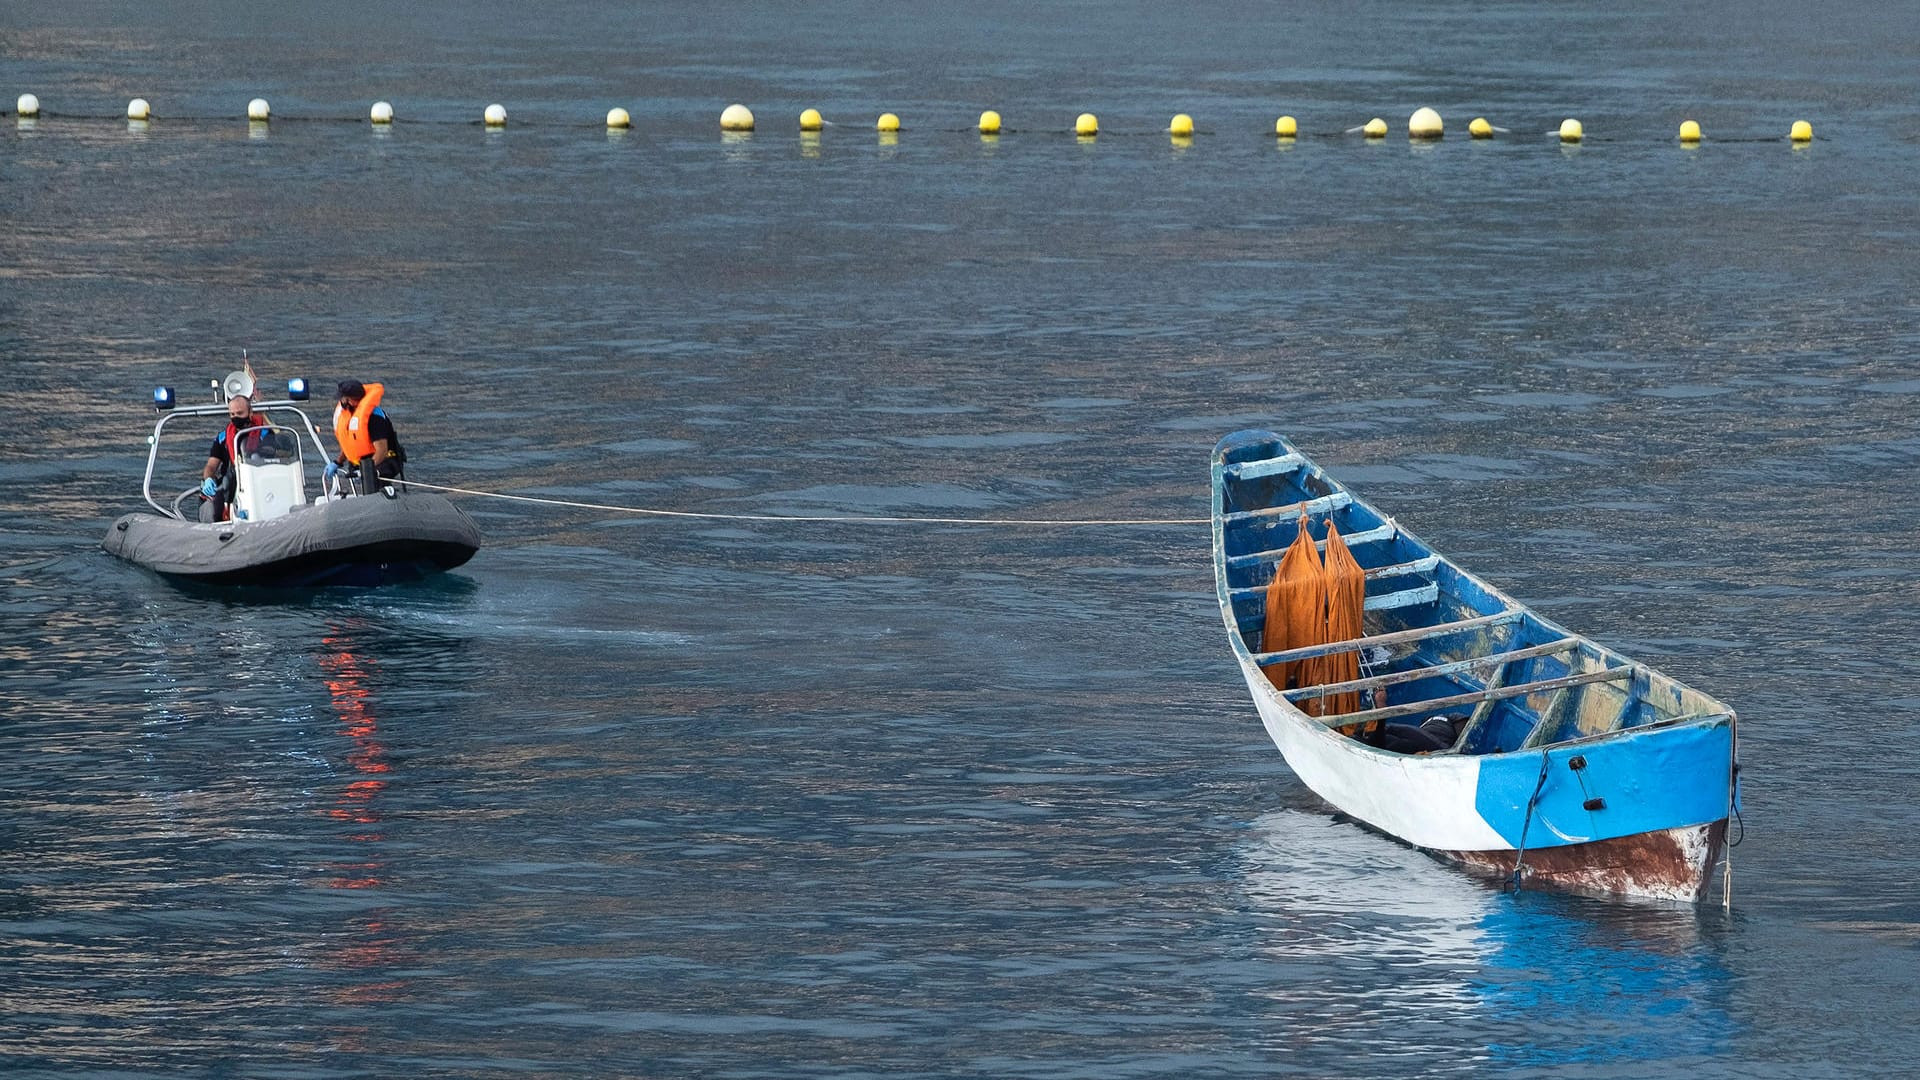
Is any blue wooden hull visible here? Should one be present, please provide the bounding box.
[1212,431,1740,902]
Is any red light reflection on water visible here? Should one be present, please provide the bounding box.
[315,633,408,1010]
[320,639,389,860]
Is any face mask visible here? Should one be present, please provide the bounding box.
[230,414,251,426]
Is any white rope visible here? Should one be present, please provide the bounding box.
[390,477,1208,527]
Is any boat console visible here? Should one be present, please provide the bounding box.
[143,370,335,520]
[231,425,308,522]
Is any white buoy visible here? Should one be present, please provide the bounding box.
[607,107,631,128]
[1408,107,1443,139]
[247,98,270,121]
[16,93,40,117]
[127,98,151,121]
[371,101,394,124]
[1559,118,1584,143]
[484,103,506,126]
[720,103,754,131]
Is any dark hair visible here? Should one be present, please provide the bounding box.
[337,380,365,400]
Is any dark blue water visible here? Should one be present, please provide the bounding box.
[5,2,1920,1076]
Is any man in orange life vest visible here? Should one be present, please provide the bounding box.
[326,380,406,493]
[199,394,269,521]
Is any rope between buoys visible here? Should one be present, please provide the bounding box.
[390,477,1207,527]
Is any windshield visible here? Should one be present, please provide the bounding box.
[238,424,302,467]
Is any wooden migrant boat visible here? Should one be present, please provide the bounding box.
[1211,431,1739,903]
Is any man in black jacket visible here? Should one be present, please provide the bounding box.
[199,395,268,521]
[328,380,407,493]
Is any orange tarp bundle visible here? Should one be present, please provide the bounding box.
[1314,522,1366,717]
[1262,516,1368,718]
[1262,516,1327,705]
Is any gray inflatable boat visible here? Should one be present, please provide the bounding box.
[103,377,481,587]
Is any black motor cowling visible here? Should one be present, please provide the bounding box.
[1359,714,1466,754]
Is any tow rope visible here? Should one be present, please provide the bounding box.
[389,477,1207,527]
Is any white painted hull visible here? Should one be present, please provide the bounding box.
[1236,643,1723,903]
[1237,649,1506,850]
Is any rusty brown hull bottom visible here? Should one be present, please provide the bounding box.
[1439,820,1728,903]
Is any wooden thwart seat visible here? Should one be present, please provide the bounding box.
[1227,555,1441,600]
[1284,636,1582,704]
[1220,454,1304,481]
[1221,491,1352,524]
[1365,583,1437,610]
[1224,522,1397,569]
[1363,555,1441,580]
[1321,666,1635,730]
[1252,610,1521,668]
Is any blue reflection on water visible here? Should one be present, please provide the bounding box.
[1236,810,1735,1071]
[1472,893,1735,1068]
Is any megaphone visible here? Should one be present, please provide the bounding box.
[221,369,256,399]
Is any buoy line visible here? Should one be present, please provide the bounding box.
[391,477,1207,527]
[6,98,1823,145]
[5,116,1827,143]
[4,112,611,125]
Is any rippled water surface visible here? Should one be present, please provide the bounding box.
[5,2,1920,1076]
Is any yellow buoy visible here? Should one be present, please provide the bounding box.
[484,103,506,126]
[247,98,270,122]
[799,108,823,131]
[127,98,151,120]
[1275,115,1297,138]
[607,107,631,129]
[1679,119,1701,143]
[1559,118,1583,142]
[1362,117,1387,138]
[1408,107,1443,139]
[1075,112,1098,136]
[16,93,39,117]
[1469,116,1492,138]
[1170,113,1193,137]
[371,101,394,124]
[877,112,900,132]
[720,103,754,131]
[979,110,1001,134]
[1790,120,1812,142]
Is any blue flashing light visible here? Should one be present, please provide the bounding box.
[287,377,310,401]
[153,386,176,411]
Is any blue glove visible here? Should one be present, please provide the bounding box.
[324,460,340,485]
[201,477,218,498]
